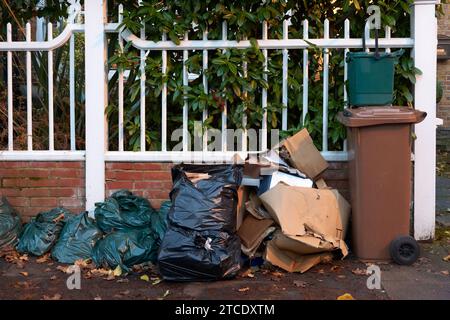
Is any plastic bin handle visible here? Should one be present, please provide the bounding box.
[362,29,380,59]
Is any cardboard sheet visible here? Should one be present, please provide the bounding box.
[259,184,350,258]
[279,129,329,180]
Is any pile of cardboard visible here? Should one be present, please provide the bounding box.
[237,129,351,273]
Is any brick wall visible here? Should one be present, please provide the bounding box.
[105,162,173,210]
[438,4,450,127]
[0,161,85,221]
[0,161,349,221]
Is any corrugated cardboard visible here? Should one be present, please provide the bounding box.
[238,215,273,246]
[279,129,329,180]
[259,184,350,257]
[237,186,249,230]
[265,241,333,273]
[237,215,275,257]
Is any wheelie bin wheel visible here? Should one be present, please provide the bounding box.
[389,236,420,265]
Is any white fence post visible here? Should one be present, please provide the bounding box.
[412,0,438,240]
[84,0,108,210]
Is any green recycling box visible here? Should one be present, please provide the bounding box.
[346,49,403,106]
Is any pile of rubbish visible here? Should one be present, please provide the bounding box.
[1,190,170,273]
[0,128,350,280]
[237,128,351,273]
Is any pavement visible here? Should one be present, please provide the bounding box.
[1,227,448,301]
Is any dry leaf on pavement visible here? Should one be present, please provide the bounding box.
[337,293,355,300]
[443,255,450,262]
[50,275,57,280]
[140,274,150,282]
[238,287,250,292]
[36,253,50,264]
[351,268,367,276]
[293,280,308,288]
[43,293,62,300]
[20,272,28,277]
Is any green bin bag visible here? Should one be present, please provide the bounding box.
[51,212,103,264]
[16,208,72,256]
[94,190,156,233]
[0,197,22,249]
[92,228,158,272]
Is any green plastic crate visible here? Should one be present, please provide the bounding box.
[346,49,403,106]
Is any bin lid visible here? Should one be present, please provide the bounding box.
[337,107,427,127]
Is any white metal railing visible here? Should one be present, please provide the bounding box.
[0,1,440,241]
[0,4,414,162]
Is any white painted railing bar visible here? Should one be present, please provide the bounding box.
[48,23,54,151]
[202,30,209,152]
[343,19,350,152]
[242,36,248,152]
[69,33,76,151]
[322,19,329,152]
[302,19,309,124]
[365,22,370,53]
[261,21,268,152]
[26,23,33,151]
[183,32,189,152]
[118,4,125,152]
[385,26,391,53]
[103,150,349,162]
[118,32,414,51]
[161,32,168,152]
[282,19,289,131]
[221,21,228,152]
[7,23,13,151]
[140,25,146,152]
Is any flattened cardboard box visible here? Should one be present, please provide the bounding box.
[259,184,351,272]
[279,128,329,180]
[237,214,275,257]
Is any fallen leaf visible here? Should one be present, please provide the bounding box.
[50,275,57,280]
[271,271,284,277]
[443,255,450,262]
[94,296,102,300]
[20,272,28,277]
[157,290,170,300]
[351,268,367,276]
[152,278,162,286]
[36,253,50,264]
[330,265,340,272]
[140,274,150,282]
[44,268,51,272]
[89,268,110,277]
[116,278,129,283]
[19,254,28,261]
[56,265,70,274]
[43,293,62,300]
[441,270,449,276]
[120,290,130,296]
[106,273,115,281]
[293,280,308,288]
[113,265,122,277]
[337,293,355,300]
[337,275,346,279]
[52,213,65,223]
[238,287,250,292]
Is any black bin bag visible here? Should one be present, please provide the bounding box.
[158,164,242,281]
[16,208,72,256]
[0,197,22,250]
[51,212,103,264]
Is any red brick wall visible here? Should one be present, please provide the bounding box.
[105,162,173,209]
[0,161,85,221]
[438,4,450,128]
[0,161,349,221]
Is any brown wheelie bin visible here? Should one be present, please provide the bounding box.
[338,107,426,264]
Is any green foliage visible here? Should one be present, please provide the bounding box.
[109,0,424,151]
